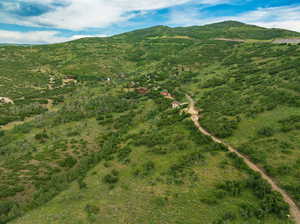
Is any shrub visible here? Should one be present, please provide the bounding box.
[261,192,289,218]
[257,127,274,137]
[279,115,300,132]
[117,146,132,162]
[213,211,236,224]
[0,185,25,197]
[85,204,99,215]
[103,170,119,184]
[78,177,87,189]
[152,197,167,207]
[37,99,49,104]
[34,131,49,142]
[227,152,248,170]
[58,156,77,168]
[0,201,16,216]
[134,161,155,177]
[142,161,155,175]
[217,180,243,197]
[239,202,263,219]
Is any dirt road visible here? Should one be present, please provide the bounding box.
[185,94,300,224]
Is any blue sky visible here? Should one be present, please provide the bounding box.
[0,0,300,44]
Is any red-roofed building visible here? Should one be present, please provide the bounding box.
[136,87,149,94]
[160,91,170,96]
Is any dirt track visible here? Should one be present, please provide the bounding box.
[185,94,300,224]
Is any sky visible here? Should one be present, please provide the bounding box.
[0,0,300,44]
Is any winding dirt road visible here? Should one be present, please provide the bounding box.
[185,94,300,224]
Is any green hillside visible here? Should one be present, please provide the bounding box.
[0,21,300,224]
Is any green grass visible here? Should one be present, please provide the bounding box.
[227,106,300,145]
[1,21,300,223]
[9,107,289,224]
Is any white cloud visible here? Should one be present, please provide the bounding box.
[168,4,300,32]
[239,5,300,32]
[168,7,203,26]
[0,30,106,44]
[0,0,226,30]
[3,1,299,44]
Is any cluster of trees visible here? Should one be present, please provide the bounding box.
[0,185,25,198]
[215,169,289,221]
[257,127,274,137]
[222,151,290,220]
[201,77,225,88]
[0,103,47,126]
[58,156,77,168]
[167,150,204,185]
[117,146,132,163]
[51,94,133,126]
[134,130,168,148]
[0,92,135,223]
[278,115,300,132]
[197,44,300,138]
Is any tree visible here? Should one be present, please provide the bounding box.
[257,127,274,137]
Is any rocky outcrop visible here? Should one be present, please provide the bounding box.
[0,97,14,105]
[273,39,300,44]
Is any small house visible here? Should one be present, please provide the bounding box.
[136,87,149,94]
[172,101,182,108]
[160,91,171,97]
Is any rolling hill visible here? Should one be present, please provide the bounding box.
[0,21,300,224]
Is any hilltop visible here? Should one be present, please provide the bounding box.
[111,20,300,41]
[0,21,300,224]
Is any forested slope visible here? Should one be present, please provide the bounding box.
[0,21,299,224]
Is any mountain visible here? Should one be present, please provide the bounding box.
[0,21,300,224]
[113,20,300,41]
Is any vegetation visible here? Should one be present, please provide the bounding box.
[0,21,299,223]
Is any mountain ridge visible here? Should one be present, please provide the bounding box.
[2,21,300,45]
[78,20,300,43]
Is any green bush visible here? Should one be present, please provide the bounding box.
[0,201,14,215]
[217,180,243,197]
[261,192,289,218]
[134,161,155,178]
[58,156,77,168]
[278,115,300,132]
[257,127,274,137]
[102,171,119,184]
[84,204,99,215]
[117,146,132,162]
[35,131,49,142]
[0,185,25,197]
[239,202,263,219]
[78,177,87,189]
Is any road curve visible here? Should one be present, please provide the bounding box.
[185,94,300,224]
